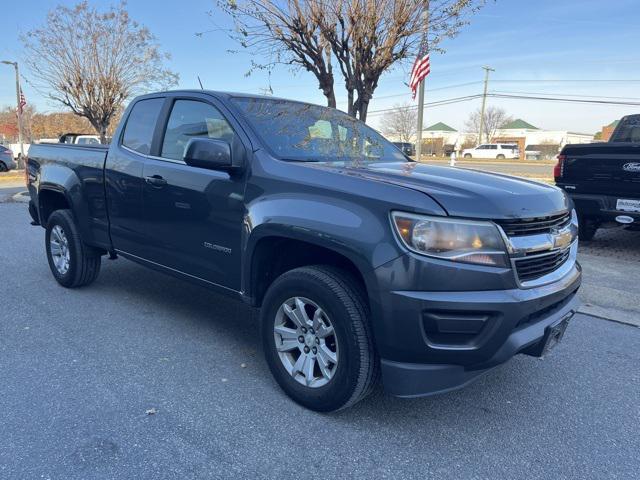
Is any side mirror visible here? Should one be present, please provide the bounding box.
[183,138,233,171]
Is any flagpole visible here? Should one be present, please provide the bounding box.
[414,7,429,162]
[415,81,425,161]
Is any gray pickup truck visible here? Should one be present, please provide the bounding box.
[26,90,581,411]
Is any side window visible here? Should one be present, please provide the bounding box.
[477,145,487,150]
[122,98,164,155]
[161,100,236,161]
[489,145,498,149]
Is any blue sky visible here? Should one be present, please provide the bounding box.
[1,0,639,133]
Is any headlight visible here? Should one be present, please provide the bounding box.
[391,212,509,267]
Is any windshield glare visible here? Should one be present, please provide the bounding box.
[232,97,406,163]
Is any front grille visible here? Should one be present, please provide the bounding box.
[514,248,571,283]
[496,212,570,237]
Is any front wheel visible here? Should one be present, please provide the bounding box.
[0,162,7,172]
[496,154,505,159]
[261,266,378,412]
[45,209,101,288]
[463,153,472,159]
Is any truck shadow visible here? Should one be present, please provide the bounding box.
[91,256,567,424]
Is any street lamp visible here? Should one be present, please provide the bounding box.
[1,60,25,165]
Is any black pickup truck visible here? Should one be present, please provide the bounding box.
[556,114,640,240]
[27,90,581,411]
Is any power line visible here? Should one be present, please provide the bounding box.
[367,94,483,116]
[491,79,640,83]
[488,93,640,106]
[492,90,640,101]
[366,91,640,118]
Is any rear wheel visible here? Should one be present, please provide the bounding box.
[45,209,101,288]
[0,162,7,172]
[496,154,505,159]
[463,153,472,159]
[261,266,378,412]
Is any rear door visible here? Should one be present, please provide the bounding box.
[106,97,164,257]
[140,95,248,291]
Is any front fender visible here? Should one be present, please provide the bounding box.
[242,192,405,303]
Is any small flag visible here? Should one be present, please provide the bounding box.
[17,89,26,115]
[410,36,431,99]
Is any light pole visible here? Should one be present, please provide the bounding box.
[1,60,25,166]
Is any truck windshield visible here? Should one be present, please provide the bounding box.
[232,97,406,163]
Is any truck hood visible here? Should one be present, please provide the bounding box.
[305,161,569,219]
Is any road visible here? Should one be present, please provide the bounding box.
[0,197,638,479]
[424,159,554,180]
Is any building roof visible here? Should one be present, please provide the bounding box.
[500,119,539,130]
[424,122,457,132]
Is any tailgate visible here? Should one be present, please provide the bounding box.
[562,143,640,197]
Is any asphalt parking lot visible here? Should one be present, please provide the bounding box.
[1,194,638,479]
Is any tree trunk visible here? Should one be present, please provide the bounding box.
[346,88,355,117]
[324,88,337,109]
[358,99,370,122]
[97,123,108,144]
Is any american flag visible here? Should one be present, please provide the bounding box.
[17,89,26,115]
[409,35,430,99]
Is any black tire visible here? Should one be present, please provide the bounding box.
[463,153,472,159]
[0,162,7,172]
[45,209,101,288]
[496,154,505,159]
[261,265,378,412]
[578,216,598,241]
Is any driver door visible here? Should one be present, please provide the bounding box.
[141,97,247,291]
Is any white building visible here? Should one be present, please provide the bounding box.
[418,119,594,159]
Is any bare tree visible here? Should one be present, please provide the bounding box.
[219,0,487,120]
[380,103,417,143]
[217,0,337,107]
[22,1,178,143]
[465,106,513,144]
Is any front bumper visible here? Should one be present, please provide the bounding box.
[373,257,581,397]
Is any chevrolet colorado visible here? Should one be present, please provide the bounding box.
[556,114,640,240]
[27,91,581,411]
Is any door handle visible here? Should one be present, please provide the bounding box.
[145,175,167,187]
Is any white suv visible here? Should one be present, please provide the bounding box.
[462,143,519,159]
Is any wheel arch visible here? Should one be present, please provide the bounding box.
[244,232,374,311]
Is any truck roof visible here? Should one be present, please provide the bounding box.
[136,89,326,110]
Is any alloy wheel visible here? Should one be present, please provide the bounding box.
[50,225,71,275]
[273,296,339,388]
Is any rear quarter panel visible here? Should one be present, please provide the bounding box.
[28,143,110,248]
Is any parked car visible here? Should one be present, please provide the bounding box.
[555,114,640,240]
[392,141,415,157]
[462,143,519,159]
[0,145,17,171]
[59,133,102,145]
[26,90,581,411]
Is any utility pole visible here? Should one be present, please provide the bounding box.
[477,65,494,145]
[1,60,24,164]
